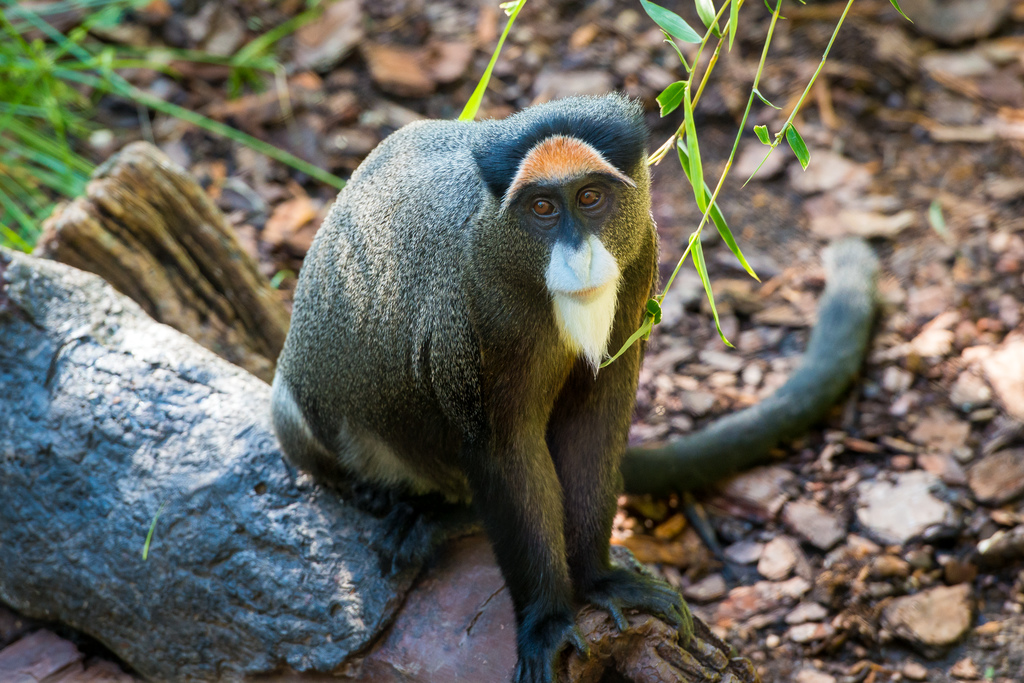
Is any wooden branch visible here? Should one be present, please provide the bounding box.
[0,249,757,682]
[34,142,289,382]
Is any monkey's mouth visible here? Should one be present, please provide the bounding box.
[554,281,613,302]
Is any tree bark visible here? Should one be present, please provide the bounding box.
[33,142,289,383]
[0,250,755,682]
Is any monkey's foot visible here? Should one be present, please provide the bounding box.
[514,610,590,683]
[369,499,479,575]
[580,569,694,644]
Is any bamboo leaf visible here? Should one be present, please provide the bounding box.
[691,235,733,347]
[753,87,781,109]
[657,81,687,116]
[888,0,913,22]
[682,85,705,212]
[639,0,702,43]
[661,31,691,71]
[786,123,810,170]
[754,124,770,144]
[728,0,739,50]
[694,0,721,37]
[600,315,655,367]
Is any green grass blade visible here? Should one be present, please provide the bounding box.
[459,0,528,121]
[0,184,40,245]
[600,315,655,367]
[888,0,913,22]
[142,500,166,561]
[691,234,732,346]
[0,220,33,252]
[639,0,702,43]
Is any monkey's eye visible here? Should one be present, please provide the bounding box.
[532,199,557,217]
[578,189,602,208]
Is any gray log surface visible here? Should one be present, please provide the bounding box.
[0,247,414,680]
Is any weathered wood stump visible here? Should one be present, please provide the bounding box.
[34,142,289,382]
[0,247,757,682]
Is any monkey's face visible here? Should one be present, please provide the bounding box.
[501,135,643,370]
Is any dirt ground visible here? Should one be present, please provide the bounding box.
[3,0,1024,681]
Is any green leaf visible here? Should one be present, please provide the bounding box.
[754,124,770,144]
[928,199,952,242]
[691,235,733,347]
[888,0,913,22]
[639,0,702,43]
[600,315,655,367]
[694,0,721,37]
[753,87,781,109]
[459,0,528,121]
[728,0,739,50]
[657,81,687,116]
[786,124,810,170]
[661,31,691,71]
[681,85,705,212]
[677,141,759,282]
[645,298,663,325]
[142,501,167,561]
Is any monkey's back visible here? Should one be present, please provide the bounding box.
[275,119,487,498]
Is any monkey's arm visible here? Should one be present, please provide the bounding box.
[621,237,879,496]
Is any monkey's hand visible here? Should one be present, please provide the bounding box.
[579,569,694,644]
[514,608,590,683]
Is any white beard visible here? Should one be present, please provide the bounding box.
[545,235,621,372]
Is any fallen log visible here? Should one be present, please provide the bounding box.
[0,247,757,682]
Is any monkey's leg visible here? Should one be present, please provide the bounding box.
[549,353,693,642]
[462,430,589,683]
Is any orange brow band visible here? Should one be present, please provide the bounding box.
[502,135,636,207]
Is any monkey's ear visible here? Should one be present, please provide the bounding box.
[501,136,635,208]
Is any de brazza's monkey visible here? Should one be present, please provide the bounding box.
[272,95,692,682]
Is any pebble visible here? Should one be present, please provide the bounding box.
[980,339,1024,421]
[783,500,845,551]
[716,466,796,522]
[682,573,728,603]
[950,656,980,679]
[714,577,811,624]
[902,660,929,681]
[950,371,992,411]
[785,601,829,625]
[856,471,957,545]
[794,669,836,683]
[723,540,764,565]
[882,366,914,394]
[758,536,801,581]
[968,448,1024,505]
[786,621,834,644]
[917,452,968,486]
[881,584,973,653]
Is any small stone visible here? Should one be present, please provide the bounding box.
[891,454,915,471]
[723,540,764,565]
[683,573,728,603]
[899,0,1012,45]
[870,555,911,579]
[679,390,716,417]
[882,366,914,394]
[533,70,614,99]
[942,557,978,585]
[716,466,796,522]
[741,363,764,388]
[787,621,834,643]
[785,601,829,625]
[905,548,934,571]
[714,576,811,624]
[857,472,958,545]
[794,669,836,683]
[295,0,364,71]
[783,500,845,551]
[699,349,745,373]
[652,513,687,540]
[909,408,970,452]
[917,453,968,486]
[764,633,781,648]
[981,339,1024,422]
[903,661,929,681]
[361,44,436,97]
[881,584,973,653]
[950,656,980,679]
[950,372,992,411]
[758,536,801,581]
[968,449,1024,505]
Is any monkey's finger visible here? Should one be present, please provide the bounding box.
[605,603,629,632]
[568,626,591,659]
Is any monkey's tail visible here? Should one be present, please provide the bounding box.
[621,237,880,496]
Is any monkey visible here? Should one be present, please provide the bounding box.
[271,94,692,683]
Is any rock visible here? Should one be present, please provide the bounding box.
[295,0,364,71]
[533,70,615,99]
[714,577,811,625]
[683,573,728,603]
[882,366,913,394]
[794,670,836,683]
[899,0,1012,45]
[723,541,764,565]
[869,555,911,580]
[785,602,829,625]
[968,449,1024,505]
[881,584,973,655]
[786,622,834,644]
[980,337,1024,421]
[782,500,845,551]
[949,656,981,679]
[0,630,86,682]
[951,371,992,411]
[715,466,797,523]
[902,660,929,680]
[679,390,716,416]
[758,536,801,581]
[856,472,958,545]
[909,408,970,452]
[361,44,437,97]
[918,453,968,486]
